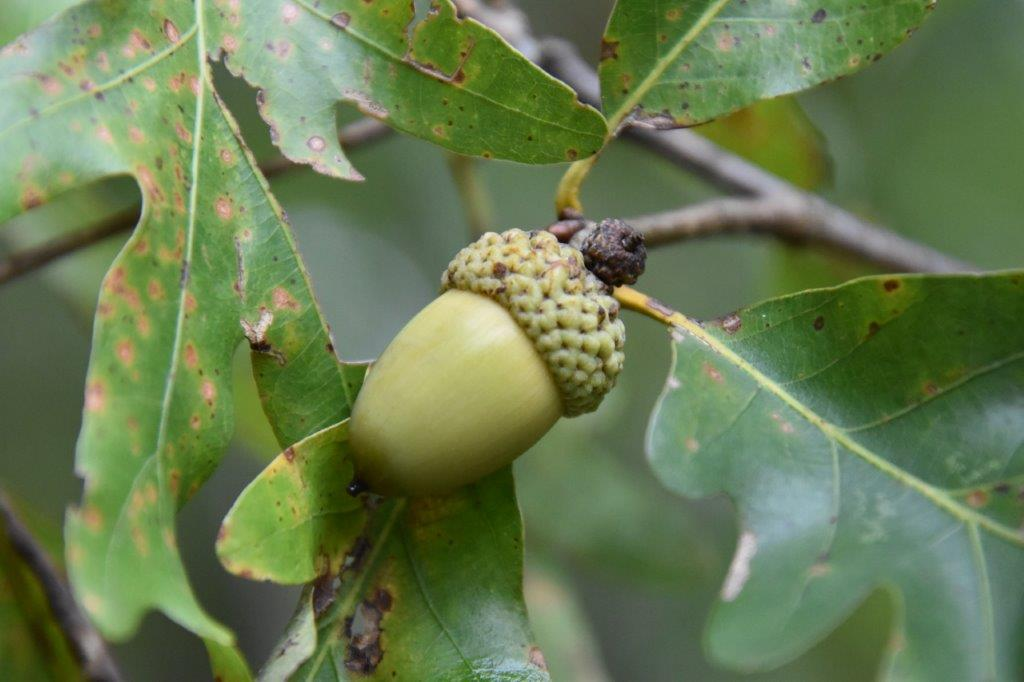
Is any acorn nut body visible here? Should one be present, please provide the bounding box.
[349,229,625,497]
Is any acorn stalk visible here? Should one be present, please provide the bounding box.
[349,229,627,497]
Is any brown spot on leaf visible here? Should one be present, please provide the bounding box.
[600,38,619,61]
[344,589,392,673]
[174,121,192,143]
[720,313,742,335]
[85,381,106,412]
[184,343,199,369]
[201,380,216,403]
[163,18,180,43]
[20,186,44,210]
[684,436,700,453]
[283,446,296,462]
[813,315,825,331]
[331,12,351,28]
[117,340,135,365]
[82,505,104,531]
[703,362,724,384]
[811,8,827,23]
[147,279,165,300]
[965,490,988,508]
[281,2,299,23]
[923,381,939,396]
[215,196,233,220]
[866,321,880,338]
[529,647,548,671]
[272,287,299,310]
[883,279,901,292]
[307,135,326,152]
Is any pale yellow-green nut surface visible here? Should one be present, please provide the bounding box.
[348,229,626,496]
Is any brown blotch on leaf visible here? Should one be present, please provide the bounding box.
[883,279,901,292]
[312,572,337,616]
[116,340,135,366]
[866,321,880,338]
[965,490,988,508]
[811,8,827,23]
[215,196,233,220]
[529,646,548,671]
[20,186,44,210]
[599,38,619,61]
[718,313,742,335]
[923,381,939,396]
[344,588,393,673]
[813,315,825,331]
[163,18,180,43]
[272,287,300,310]
[307,135,326,152]
[82,505,104,531]
[85,381,107,412]
[201,380,216,404]
[283,446,296,463]
[331,11,351,28]
[702,362,724,384]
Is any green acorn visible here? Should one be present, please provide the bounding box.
[348,229,627,497]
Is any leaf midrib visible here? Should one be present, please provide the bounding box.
[604,0,732,131]
[672,315,1024,548]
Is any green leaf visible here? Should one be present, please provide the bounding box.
[0,0,349,652]
[217,421,364,584]
[696,97,830,190]
[0,500,81,682]
[599,0,936,129]
[0,0,79,44]
[648,272,1024,679]
[226,440,548,681]
[207,638,255,682]
[296,469,548,680]
[205,0,607,177]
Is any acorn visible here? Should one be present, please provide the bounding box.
[348,228,627,497]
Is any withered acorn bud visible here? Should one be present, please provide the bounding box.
[348,229,626,497]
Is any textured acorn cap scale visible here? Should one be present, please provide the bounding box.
[349,229,626,496]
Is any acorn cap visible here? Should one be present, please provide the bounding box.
[442,229,626,416]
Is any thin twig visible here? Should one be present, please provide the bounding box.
[0,206,139,286]
[536,36,974,274]
[0,119,393,286]
[0,492,121,681]
[626,197,970,273]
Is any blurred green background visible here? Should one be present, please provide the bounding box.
[1,0,1021,679]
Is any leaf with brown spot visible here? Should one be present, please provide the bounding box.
[217,421,365,584]
[205,0,606,178]
[255,469,549,681]
[0,1,367,671]
[649,272,1024,679]
[599,0,937,131]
